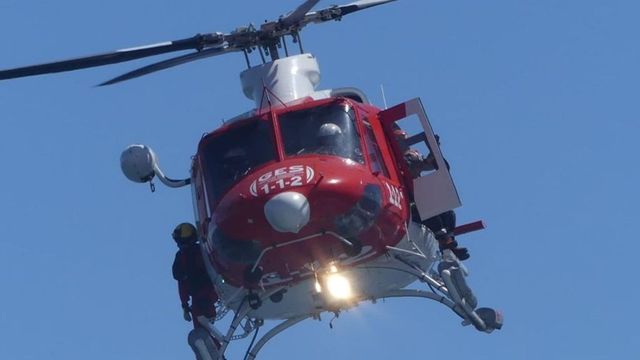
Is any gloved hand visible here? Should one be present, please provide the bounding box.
[182,305,192,322]
[452,247,470,261]
[438,237,470,261]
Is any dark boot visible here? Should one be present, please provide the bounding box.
[436,232,470,261]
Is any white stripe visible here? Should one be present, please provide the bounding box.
[117,41,173,52]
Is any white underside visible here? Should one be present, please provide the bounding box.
[212,221,439,320]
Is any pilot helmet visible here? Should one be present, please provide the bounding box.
[317,123,343,144]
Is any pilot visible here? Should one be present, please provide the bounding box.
[172,223,221,345]
[222,147,250,183]
[393,126,470,261]
[315,123,345,156]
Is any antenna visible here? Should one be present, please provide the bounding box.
[380,84,388,109]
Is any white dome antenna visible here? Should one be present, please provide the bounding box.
[120,144,190,190]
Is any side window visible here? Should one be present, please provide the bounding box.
[363,120,390,177]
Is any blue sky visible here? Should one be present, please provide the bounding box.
[1,1,638,359]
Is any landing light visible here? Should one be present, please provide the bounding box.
[315,264,354,301]
[325,272,352,300]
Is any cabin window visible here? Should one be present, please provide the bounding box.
[362,120,390,177]
[278,103,364,164]
[201,120,275,199]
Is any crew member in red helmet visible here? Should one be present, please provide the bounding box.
[172,223,220,331]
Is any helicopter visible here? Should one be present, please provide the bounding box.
[0,0,502,359]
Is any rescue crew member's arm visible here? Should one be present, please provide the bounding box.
[423,152,451,172]
[179,281,192,321]
[422,153,437,171]
[178,281,191,321]
[178,282,190,309]
[422,134,450,172]
[173,251,192,321]
[405,150,436,176]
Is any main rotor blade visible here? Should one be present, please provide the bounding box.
[339,0,398,16]
[302,0,397,27]
[99,46,237,86]
[280,0,321,26]
[0,34,222,81]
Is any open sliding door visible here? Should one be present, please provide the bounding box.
[380,98,461,220]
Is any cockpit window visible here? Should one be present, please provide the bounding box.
[201,120,275,200]
[278,103,364,163]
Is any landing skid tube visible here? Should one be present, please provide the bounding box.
[210,313,310,360]
[216,286,499,360]
[394,258,502,333]
[211,286,305,360]
[386,236,503,333]
[245,315,311,360]
[374,289,495,332]
[377,289,462,317]
[209,231,502,359]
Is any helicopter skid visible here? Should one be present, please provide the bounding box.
[215,286,501,360]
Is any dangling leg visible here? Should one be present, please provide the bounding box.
[423,211,469,261]
[188,289,222,360]
[192,289,222,348]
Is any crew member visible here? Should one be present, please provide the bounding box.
[393,126,470,261]
[315,123,346,156]
[221,148,250,184]
[172,223,220,334]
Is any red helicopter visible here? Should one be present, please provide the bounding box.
[0,1,502,358]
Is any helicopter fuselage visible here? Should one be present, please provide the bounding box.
[192,97,410,289]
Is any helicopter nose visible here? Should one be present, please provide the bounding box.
[264,191,310,233]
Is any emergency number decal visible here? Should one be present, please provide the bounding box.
[385,182,404,209]
[250,165,315,196]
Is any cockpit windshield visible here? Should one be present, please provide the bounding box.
[201,120,275,200]
[278,103,364,163]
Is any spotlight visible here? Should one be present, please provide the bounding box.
[325,272,352,300]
